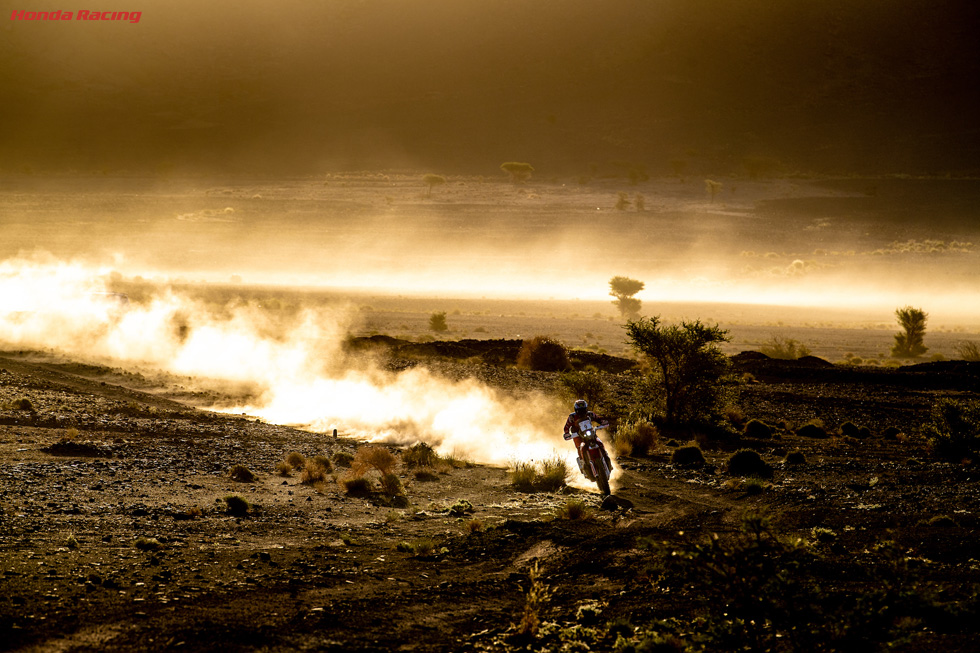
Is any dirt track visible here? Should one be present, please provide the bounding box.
[2,346,980,651]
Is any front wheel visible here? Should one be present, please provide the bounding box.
[594,461,611,496]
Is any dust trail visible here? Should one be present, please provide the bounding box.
[0,254,596,479]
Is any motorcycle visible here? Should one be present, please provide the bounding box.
[575,419,613,496]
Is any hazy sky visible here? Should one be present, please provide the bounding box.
[3,0,979,176]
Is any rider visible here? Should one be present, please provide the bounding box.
[563,399,608,477]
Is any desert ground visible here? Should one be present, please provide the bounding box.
[2,174,980,651]
[2,324,980,652]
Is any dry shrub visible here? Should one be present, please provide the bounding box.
[672,444,705,467]
[223,495,250,517]
[286,451,306,469]
[516,561,551,637]
[516,336,570,371]
[466,518,485,533]
[616,421,658,456]
[554,498,594,521]
[380,473,404,498]
[727,449,774,478]
[343,477,373,496]
[275,462,293,477]
[797,421,828,438]
[511,461,537,492]
[414,468,439,482]
[301,462,328,485]
[311,455,333,472]
[784,451,806,466]
[7,397,36,411]
[134,536,164,551]
[229,465,256,483]
[333,451,354,467]
[402,442,440,468]
[743,419,773,439]
[536,456,569,491]
[442,450,473,469]
[353,446,397,476]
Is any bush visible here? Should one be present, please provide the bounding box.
[311,455,332,472]
[301,462,328,485]
[286,451,306,469]
[429,311,448,332]
[797,422,828,438]
[615,421,658,456]
[379,473,404,498]
[333,451,354,467]
[511,456,569,492]
[557,370,606,407]
[923,397,980,461]
[625,316,733,425]
[743,418,773,439]
[955,340,980,361]
[342,477,373,496]
[517,336,570,371]
[352,446,397,476]
[511,461,537,492]
[224,495,250,517]
[7,397,36,412]
[727,449,774,478]
[672,444,705,467]
[275,461,293,477]
[784,451,806,466]
[840,421,862,437]
[229,465,256,483]
[758,336,811,360]
[402,442,440,468]
[449,499,474,516]
[134,536,164,551]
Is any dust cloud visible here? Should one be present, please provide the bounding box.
[0,254,588,476]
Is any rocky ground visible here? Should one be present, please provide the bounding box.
[2,341,980,652]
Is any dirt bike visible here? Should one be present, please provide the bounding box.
[574,419,613,496]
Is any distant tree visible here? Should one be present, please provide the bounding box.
[635,194,646,211]
[429,311,448,332]
[609,276,644,319]
[422,174,446,198]
[955,341,980,362]
[500,162,534,183]
[891,306,928,358]
[705,179,723,202]
[759,335,811,360]
[615,192,630,210]
[625,317,732,426]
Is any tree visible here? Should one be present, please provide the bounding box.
[500,161,534,183]
[609,276,644,319]
[625,316,732,426]
[429,311,448,332]
[422,174,446,198]
[705,179,723,202]
[891,306,928,358]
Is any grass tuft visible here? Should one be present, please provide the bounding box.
[553,498,594,521]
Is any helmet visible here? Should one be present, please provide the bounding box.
[573,399,588,416]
